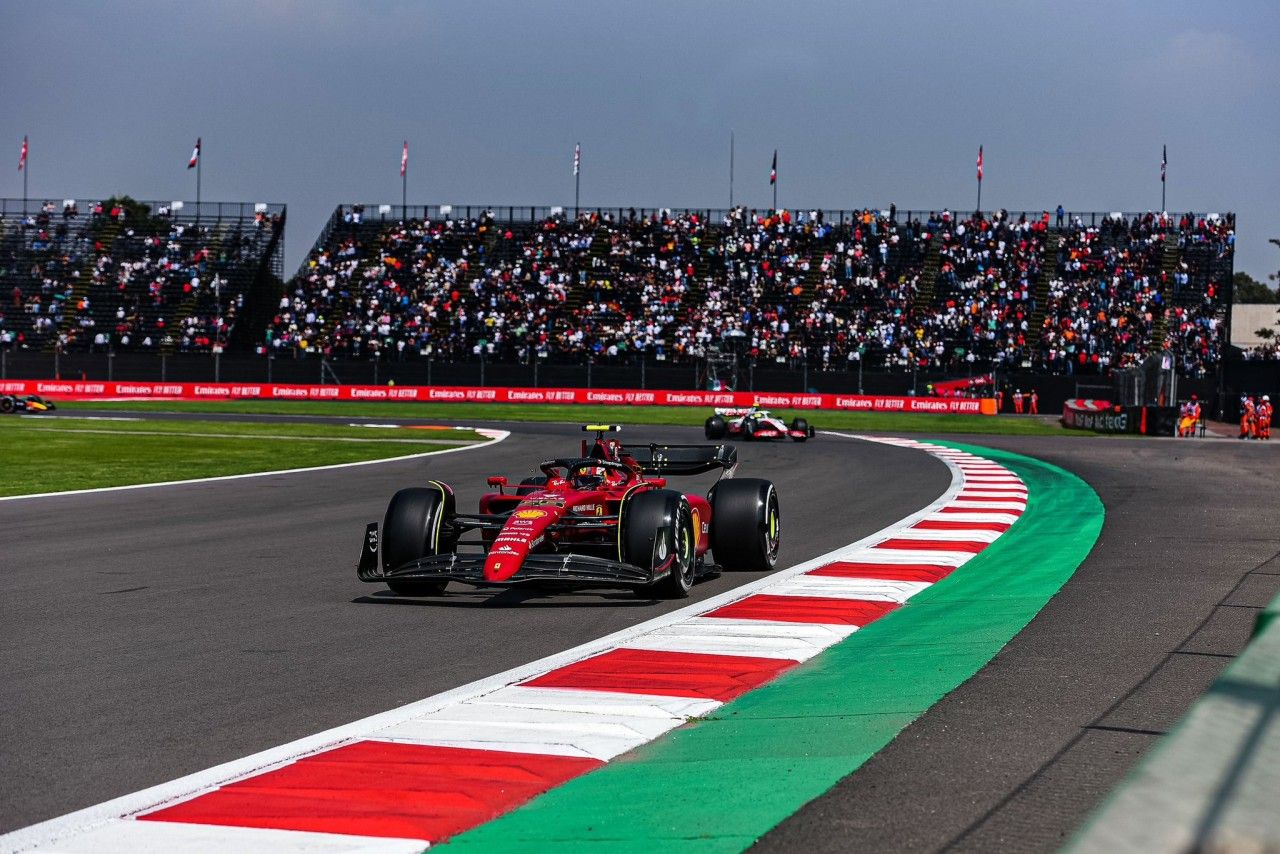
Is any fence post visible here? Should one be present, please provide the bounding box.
[533,357,538,388]
[107,348,114,382]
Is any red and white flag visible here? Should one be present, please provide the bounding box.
[770,150,777,185]
[1161,144,1167,183]
[573,143,580,176]
[976,145,983,182]
[18,136,27,171]
[401,141,409,177]
[187,137,201,169]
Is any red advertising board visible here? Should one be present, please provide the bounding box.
[1,379,996,415]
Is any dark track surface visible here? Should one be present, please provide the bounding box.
[0,423,949,832]
[756,435,1280,853]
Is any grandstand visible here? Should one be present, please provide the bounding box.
[267,205,1234,377]
[0,197,285,356]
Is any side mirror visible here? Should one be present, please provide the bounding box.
[486,476,508,491]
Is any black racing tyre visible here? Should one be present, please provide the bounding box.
[0,397,13,414]
[621,489,697,599]
[790,417,809,442]
[704,415,727,440]
[516,475,549,496]
[709,478,780,572]
[382,484,456,595]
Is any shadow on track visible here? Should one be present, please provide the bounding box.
[352,587,661,609]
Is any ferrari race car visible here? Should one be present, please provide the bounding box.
[704,406,814,442]
[0,394,56,414]
[357,425,781,599]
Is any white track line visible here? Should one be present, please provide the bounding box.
[0,429,509,503]
[0,433,964,853]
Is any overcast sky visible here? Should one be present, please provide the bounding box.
[4,1,1278,282]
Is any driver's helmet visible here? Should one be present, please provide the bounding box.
[573,472,605,490]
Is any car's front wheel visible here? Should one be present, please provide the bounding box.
[709,478,780,571]
[382,484,456,595]
[621,489,697,599]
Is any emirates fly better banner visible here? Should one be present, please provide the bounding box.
[0,380,996,414]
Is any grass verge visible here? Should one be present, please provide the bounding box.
[55,399,1079,437]
[0,416,484,497]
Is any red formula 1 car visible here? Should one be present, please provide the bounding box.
[357,425,781,599]
[704,406,815,442]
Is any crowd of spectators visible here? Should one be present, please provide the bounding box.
[1,201,278,353]
[264,207,1237,376]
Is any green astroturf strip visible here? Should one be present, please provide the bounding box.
[57,399,1082,437]
[437,442,1104,852]
[0,421,470,496]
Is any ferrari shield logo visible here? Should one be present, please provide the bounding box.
[514,508,549,520]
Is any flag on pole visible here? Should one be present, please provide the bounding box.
[18,136,27,171]
[1160,145,1167,183]
[573,143,580,176]
[976,145,983,182]
[187,137,201,169]
[401,141,408,177]
[770,150,777,185]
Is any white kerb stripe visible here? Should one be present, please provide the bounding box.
[623,616,857,661]
[29,820,427,854]
[474,686,720,721]
[767,576,932,602]
[842,548,974,567]
[950,500,1026,510]
[922,511,1022,525]
[896,528,1003,543]
[374,702,692,761]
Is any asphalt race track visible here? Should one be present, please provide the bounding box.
[0,422,949,833]
[4,418,1278,852]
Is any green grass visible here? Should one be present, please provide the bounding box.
[0,417,486,497]
[56,399,1080,436]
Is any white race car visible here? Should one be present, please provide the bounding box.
[704,407,815,442]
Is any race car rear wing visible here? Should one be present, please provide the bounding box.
[628,443,738,478]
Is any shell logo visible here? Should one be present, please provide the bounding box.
[514,508,548,520]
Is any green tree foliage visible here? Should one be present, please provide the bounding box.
[1234,271,1278,303]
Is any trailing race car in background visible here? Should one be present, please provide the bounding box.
[0,394,56,414]
[358,425,781,600]
[704,406,815,442]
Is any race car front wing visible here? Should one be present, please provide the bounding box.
[356,522,713,588]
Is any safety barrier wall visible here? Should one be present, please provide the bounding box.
[1069,587,1280,852]
[1061,402,1178,435]
[0,379,996,414]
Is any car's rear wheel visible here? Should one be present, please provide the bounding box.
[382,484,456,595]
[622,489,697,598]
[710,478,780,571]
[790,417,810,442]
[704,415,727,440]
[0,397,14,414]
